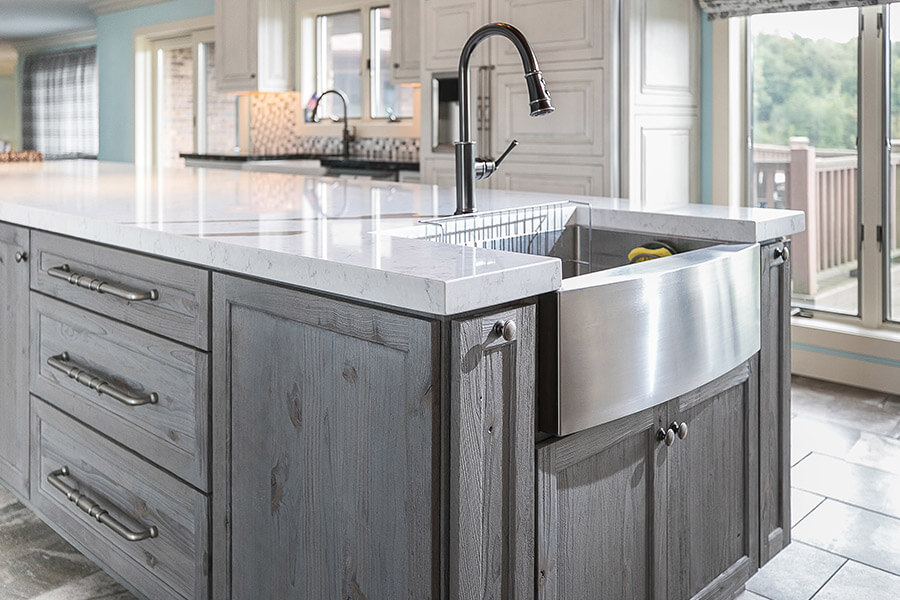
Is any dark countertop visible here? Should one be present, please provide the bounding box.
[179,153,420,172]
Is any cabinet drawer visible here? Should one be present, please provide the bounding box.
[31,293,209,491]
[31,398,209,600]
[31,231,210,350]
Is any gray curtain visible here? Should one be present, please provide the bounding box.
[698,0,892,19]
[22,46,98,159]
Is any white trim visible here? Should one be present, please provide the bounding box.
[12,29,97,53]
[710,17,747,207]
[88,0,168,16]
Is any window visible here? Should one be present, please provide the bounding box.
[22,46,98,159]
[313,5,414,122]
[151,29,237,167]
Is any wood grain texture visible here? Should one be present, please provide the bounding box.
[30,397,209,600]
[449,306,535,600]
[537,403,668,600]
[30,231,210,350]
[30,293,210,491]
[667,357,759,600]
[212,274,441,599]
[758,241,792,564]
[0,223,30,498]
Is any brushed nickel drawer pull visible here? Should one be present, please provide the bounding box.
[47,467,158,542]
[47,353,159,407]
[47,265,159,302]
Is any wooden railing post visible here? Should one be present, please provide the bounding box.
[788,137,817,296]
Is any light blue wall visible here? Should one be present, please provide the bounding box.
[700,17,712,205]
[97,0,214,162]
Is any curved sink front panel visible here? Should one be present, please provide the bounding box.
[538,243,761,437]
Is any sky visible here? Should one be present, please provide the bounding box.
[751,7,858,43]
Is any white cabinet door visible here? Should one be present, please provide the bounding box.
[216,0,293,92]
[423,0,490,72]
[490,65,611,161]
[627,113,699,209]
[489,0,610,66]
[391,0,421,84]
[491,161,604,196]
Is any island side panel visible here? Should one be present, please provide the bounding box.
[449,306,535,600]
[0,223,30,498]
[759,240,792,564]
[212,274,442,599]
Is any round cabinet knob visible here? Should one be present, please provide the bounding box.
[774,246,790,262]
[14,251,26,263]
[657,427,675,446]
[494,320,517,341]
[671,421,687,440]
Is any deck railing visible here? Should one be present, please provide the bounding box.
[753,137,900,296]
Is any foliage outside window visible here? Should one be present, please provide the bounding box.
[314,5,413,121]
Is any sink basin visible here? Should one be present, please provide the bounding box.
[417,202,761,436]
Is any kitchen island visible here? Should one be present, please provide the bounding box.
[0,161,803,599]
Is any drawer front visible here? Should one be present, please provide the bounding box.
[31,293,209,491]
[31,231,210,350]
[31,398,209,600]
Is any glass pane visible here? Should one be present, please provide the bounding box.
[370,7,414,119]
[202,41,238,155]
[156,44,194,167]
[888,9,900,322]
[317,11,362,119]
[750,8,859,315]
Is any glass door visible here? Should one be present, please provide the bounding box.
[749,8,860,316]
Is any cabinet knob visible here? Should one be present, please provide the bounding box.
[393,62,400,69]
[671,421,687,440]
[14,251,26,263]
[657,427,675,446]
[774,246,789,262]
[493,319,517,341]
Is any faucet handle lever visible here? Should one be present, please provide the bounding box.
[494,139,519,168]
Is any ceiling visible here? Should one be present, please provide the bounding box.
[0,1,97,42]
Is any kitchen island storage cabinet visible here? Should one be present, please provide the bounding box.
[0,223,30,499]
[537,359,759,600]
[758,240,792,564]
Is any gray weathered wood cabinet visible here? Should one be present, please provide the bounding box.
[537,359,758,600]
[758,240,792,564]
[0,223,30,498]
[212,274,537,599]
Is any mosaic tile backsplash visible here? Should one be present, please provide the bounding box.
[248,92,420,161]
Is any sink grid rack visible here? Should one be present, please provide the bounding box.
[419,200,593,271]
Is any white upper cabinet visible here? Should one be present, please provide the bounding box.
[488,0,608,66]
[391,0,421,84]
[216,0,294,92]
[423,0,491,72]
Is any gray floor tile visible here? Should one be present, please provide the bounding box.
[0,537,99,598]
[746,542,845,600]
[30,570,137,600]
[734,590,769,600]
[845,431,900,475]
[791,377,900,437]
[793,499,900,576]
[811,560,900,600]
[791,489,825,527]
[791,453,900,519]
[791,417,861,465]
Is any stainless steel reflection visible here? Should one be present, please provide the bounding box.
[538,243,760,436]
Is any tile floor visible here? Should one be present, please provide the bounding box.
[736,375,900,600]
[0,376,898,599]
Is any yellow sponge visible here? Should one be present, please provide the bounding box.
[628,242,675,263]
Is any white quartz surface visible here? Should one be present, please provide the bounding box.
[0,161,804,315]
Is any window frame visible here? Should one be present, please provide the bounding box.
[295,0,419,139]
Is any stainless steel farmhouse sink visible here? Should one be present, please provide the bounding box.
[417,202,761,437]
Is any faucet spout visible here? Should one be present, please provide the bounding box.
[313,89,354,159]
[455,23,554,215]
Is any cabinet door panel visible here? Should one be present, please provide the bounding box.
[0,223,29,497]
[423,0,490,71]
[667,360,759,600]
[759,242,791,564]
[212,275,441,599]
[537,403,668,600]
[391,0,421,83]
[489,0,608,65]
[450,306,535,599]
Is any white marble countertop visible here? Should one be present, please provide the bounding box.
[0,161,804,315]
